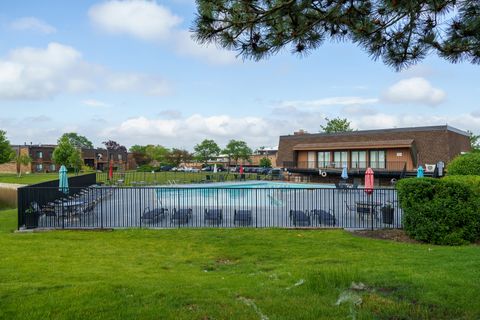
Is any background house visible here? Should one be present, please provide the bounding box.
[277,125,471,185]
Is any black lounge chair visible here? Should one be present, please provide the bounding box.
[81,201,96,215]
[234,209,252,226]
[171,208,192,224]
[310,209,336,226]
[204,209,223,224]
[141,207,167,222]
[289,210,311,226]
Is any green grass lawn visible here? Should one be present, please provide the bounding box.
[97,171,263,186]
[0,173,79,185]
[0,171,261,186]
[0,209,479,319]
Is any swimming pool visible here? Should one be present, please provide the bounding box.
[161,181,336,189]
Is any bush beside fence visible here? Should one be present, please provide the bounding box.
[397,177,480,245]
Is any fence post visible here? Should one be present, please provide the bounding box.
[100,187,104,229]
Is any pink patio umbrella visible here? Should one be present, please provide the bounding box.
[108,160,114,181]
[364,167,374,195]
[239,165,244,174]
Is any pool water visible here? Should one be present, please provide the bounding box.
[160,181,336,189]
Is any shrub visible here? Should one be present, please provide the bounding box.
[447,151,480,175]
[397,177,480,245]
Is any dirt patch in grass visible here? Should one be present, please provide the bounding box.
[351,229,420,244]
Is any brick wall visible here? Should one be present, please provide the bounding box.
[277,126,471,168]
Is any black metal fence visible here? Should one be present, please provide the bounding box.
[18,185,402,230]
[17,173,96,228]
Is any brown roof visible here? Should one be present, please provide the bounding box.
[292,139,414,151]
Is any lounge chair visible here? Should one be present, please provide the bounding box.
[234,209,252,226]
[141,207,167,222]
[310,209,336,226]
[171,208,192,224]
[204,209,223,224]
[289,210,311,227]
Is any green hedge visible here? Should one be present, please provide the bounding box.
[447,151,480,175]
[397,177,480,245]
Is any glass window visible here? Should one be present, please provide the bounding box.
[50,164,56,172]
[334,151,348,168]
[36,151,43,159]
[307,151,315,168]
[370,150,386,169]
[35,164,43,172]
[317,152,331,168]
[351,151,367,168]
[118,154,123,161]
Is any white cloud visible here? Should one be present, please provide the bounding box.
[101,114,275,147]
[383,77,446,106]
[0,42,170,100]
[0,43,98,99]
[279,97,379,109]
[83,99,110,108]
[174,30,237,65]
[87,1,237,64]
[10,17,56,34]
[88,0,182,41]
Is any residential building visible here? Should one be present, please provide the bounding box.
[0,144,128,174]
[277,125,471,184]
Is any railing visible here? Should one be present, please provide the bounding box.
[96,171,279,186]
[18,186,402,230]
[283,161,407,171]
[17,173,96,229]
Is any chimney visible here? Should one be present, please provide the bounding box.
[294,129,307,135]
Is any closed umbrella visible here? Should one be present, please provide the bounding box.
[213,164,218,173]
[364,167,374,195]
[341,166,348,180]
[59,165,69,194]
[239,165,244,174]
[417,165,424,178]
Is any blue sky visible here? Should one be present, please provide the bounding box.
[0,0,479,150]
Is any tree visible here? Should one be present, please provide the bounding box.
[53,136,83,172]
[60,132,94,149]
[14,153,31,177]
[166,148,193,167]
[468,130,480,151]
[145,145,170,164]
[320,117,354,133]
[259,157,272,168]
[194,139,221,165]
[193,0,480,70]
[0,130,13,164]
[129,145,147,154]
[129,145,152,166]
[102,140,127,153]
[223,140,252,166]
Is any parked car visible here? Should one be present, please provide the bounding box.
[160,165,173,171]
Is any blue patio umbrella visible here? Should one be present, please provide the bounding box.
[416,165,425,178]
[341,166,348,180]
[59,165,69,194]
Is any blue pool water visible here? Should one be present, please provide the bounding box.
[159,181,336,189]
